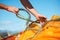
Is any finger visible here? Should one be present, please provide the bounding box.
[11,10,16,14]
[43,16,47,18]
[40,21,45,26]
[14,11,18,15]
[15,9,19,15]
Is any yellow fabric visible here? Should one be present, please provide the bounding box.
[30,21,60,40]
[29,15,60,40]
[18,15,60,40]
[17,23,40,40]
[17,30,35,40]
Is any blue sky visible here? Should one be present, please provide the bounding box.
[0,0,60,32]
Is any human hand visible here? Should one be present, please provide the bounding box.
[35,14,47,25]
[7,6,19,15]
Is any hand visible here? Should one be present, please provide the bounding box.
[35,14,47,25]
[7,6,19,15]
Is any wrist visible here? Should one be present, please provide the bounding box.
[0,4,8,10]
[34,13,40,17]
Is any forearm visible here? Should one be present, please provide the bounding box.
[27,8,40,17]
[20,0,40,16]
[0,4,8,10]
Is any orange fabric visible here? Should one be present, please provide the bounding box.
[30,22,60,40]
[3,36,16,40]
[6,15,60,40]
[17,23,40,40]
[29,16,60,40]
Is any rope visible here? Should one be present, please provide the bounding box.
[16,8,60,40]
[16,8,32,26]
